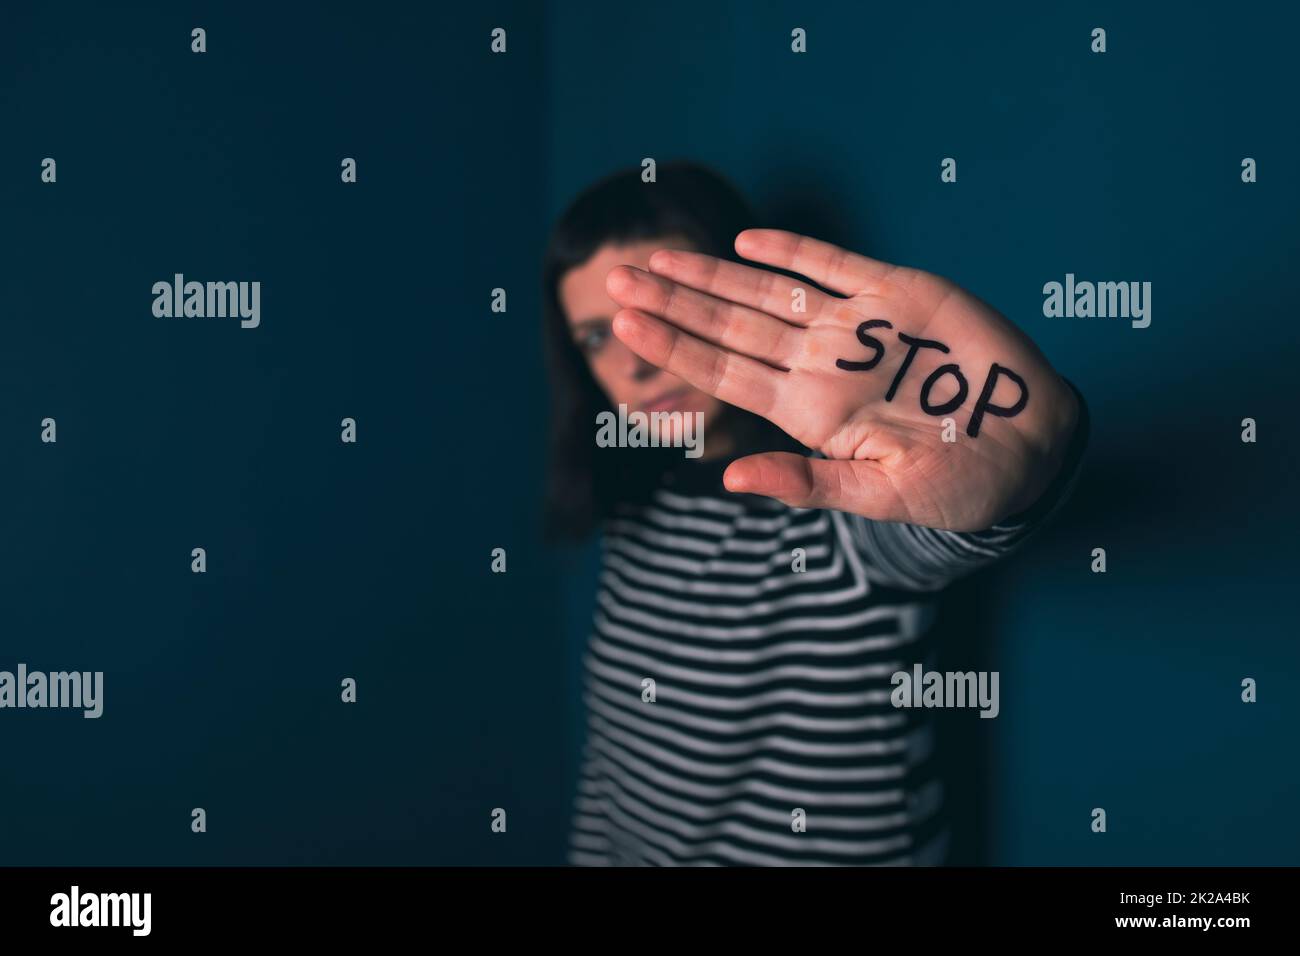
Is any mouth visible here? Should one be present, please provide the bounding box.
[641,387,693,414]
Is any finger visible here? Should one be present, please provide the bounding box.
[606,265,800,369]
[734,229,896,297]
[611,308,784,421]
[723,452,909,522]
[645,249,836,327]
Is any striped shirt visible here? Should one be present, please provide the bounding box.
[567,383,1089,866]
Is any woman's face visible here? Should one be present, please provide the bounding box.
[559,237,725,436]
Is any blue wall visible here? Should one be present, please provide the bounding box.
[2,2,566,865]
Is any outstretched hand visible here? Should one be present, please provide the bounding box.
[605,230,1080,532]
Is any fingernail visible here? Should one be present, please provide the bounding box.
[649,250,676,272]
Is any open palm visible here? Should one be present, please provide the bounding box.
[606,229,1080,531]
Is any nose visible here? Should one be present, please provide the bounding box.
[631,356,659,382]
[614,340,660,383]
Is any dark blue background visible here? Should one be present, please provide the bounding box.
[2,1,1296,865]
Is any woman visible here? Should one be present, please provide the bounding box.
[543,162,1088,865]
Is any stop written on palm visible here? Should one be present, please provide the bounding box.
[604,229,1081,532]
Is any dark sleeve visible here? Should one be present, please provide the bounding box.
[842,377,1091,592]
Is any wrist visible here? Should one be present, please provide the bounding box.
[997,375,1082,523]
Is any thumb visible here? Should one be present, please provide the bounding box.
[722,452,907,521]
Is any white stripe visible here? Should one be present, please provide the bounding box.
[589,710,908,785]
[592,772,913,866]
[599,552,876,619]
[593,591,923,641]
[569,831,611,851]
[576,743,912,832]
[584,677,911,738]
[651,489,747,516]
[588,623,903,688]
[634,505,735,537]
[568,849,612,866]
[603,545,841,597]
[584,686,914,761]
[607,511,826,556]
[587,606,921,665]
[596,769,917,857]
[633,501,819,536]
[606,533,830,578]
[579,727,907,808]
[582,650,897,712]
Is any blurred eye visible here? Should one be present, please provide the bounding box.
[576,325,610,356]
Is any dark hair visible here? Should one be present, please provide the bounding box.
[541,161,761,541]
